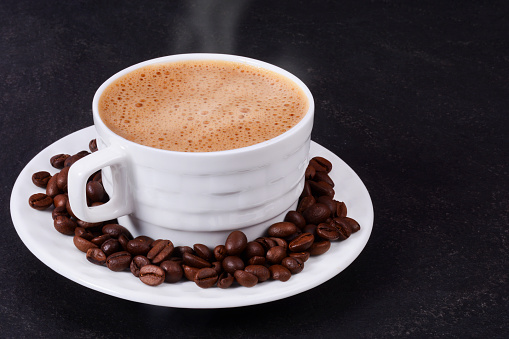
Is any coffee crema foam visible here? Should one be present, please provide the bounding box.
[98,60,309,152]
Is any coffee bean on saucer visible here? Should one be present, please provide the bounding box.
[335,201,347,218]
[139,265,165,286]
[289,251,310,262]
[266,246,287,264]
[308,181,335,197]
[281,257,304,274]
[56,166,70,192]
[269,265,292,282]
[127,236,154,256]
[310,156,333,173]
[213,245,227,261]
[222,256,244,274]
[50,154,70,169]
[305,164,316,179]
[160,260,183,283]
[106,251,132,272]
[247,256,266,266]
[28,193,53,210]
[53,215,77,235]
[86,248,107,266]
[302,203,331,225]
[225,230,247,256]
[147,239,174,264]
[244,265,270,282]
[217,272,234,289]
[182,265,199,281]
[244,241,265,259]
[101,238,123,257]
[316,223,341,241]
[234,270,258,287]
[45,174,61,198]
[102,224,133,240]
[288,233,314,252]
[130,255,151,277]
[308,240,331,256]
[52,205,69,220]
[86,181,105,203]
[194,268,218,288]
[64,151,89,167]
[267,222,299,238]
[193,244,213,261]
[297,196,315,213]
[53,193,68,208]
[313,171,334,187]
[73,235,98,253]
[284,211,306,229]
[89,139,98,152]
[90,234,111,247]
[32,171,51,188]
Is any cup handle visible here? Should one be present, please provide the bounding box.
[67,144,133,222]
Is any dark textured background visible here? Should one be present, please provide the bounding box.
[1,0,507,337]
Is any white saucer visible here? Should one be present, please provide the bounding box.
[10,126,374,309]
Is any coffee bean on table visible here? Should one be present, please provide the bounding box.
[28,193,53,210]
[106,251,132,272]
[86,248,107,265]
[130,255,151,277]
[53,215,77,235]
[244,264,270,282]
[225,230,247,256]
[32,171,51,188]
[160,260,184,283]
[234,270,258,287]
[269,265,292,282]
[194,268,218,288]
[50,154,70,169]
[139,264,165,286]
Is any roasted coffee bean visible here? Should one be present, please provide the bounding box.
[52,205,69,220]
[28,193,53,210]
[86,181,105,203]
[75,227,94,241]
[50,154,70,169]
[118,234,129,250]
[53,215,77,235]
[305,164,316,179]
[313,171,334,187]
[244,241,265,258]
[193,244,212,261]
[76,219,104,229]
[302,203,331,224]
[90,171,102,183]
[64,151,89,167]
[234,270,258,287]
[340,216,361,233]
[284,211,306,229]
[308,240,331,256]
[147,239,174,264]
[90,234,111,247]
[56,166,70,192]
[222,256,244,274]
[267,222,299,238]
[289,251,310,262]
[45,174,61,198]
[335,201,347,218]
[245,265,270,282]
[130,255,151,277]
[269,265,292,282]
[297,196,315,213]
[317,196,337,216]
[247,256,266,266]
[288,233,314,252]
[213,245,227,261]
[160,260,183,283]
[194,268,218,288]
[308,181,335,197]
[140,264,165,286]
[53,193,68,208]
[86,248,107,265]
[316,223,341,241]
[266,246,287,264]
[32,171,51,188]
[211,261,223,275]
[225,230,247,256]
[330,218,352,240]
[106,251,132,272]
[182,252,212,268]
[255,237,277,251]
[300,180,312,198]
[302,224,317,237]
[173,245,194,258]
[282,257,304,274]
[310,156,332,173]
[127,236,154,256]
[73,235,98,253]
[182,265,199,281]
[101,238,123,256]
[89,139,98,152]
[217,272,234,289]
[102,224,133,239]
[269,237,288,249]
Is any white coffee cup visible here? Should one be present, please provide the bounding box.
[68,54,314,246]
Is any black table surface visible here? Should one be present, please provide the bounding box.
[1,1,507,337]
